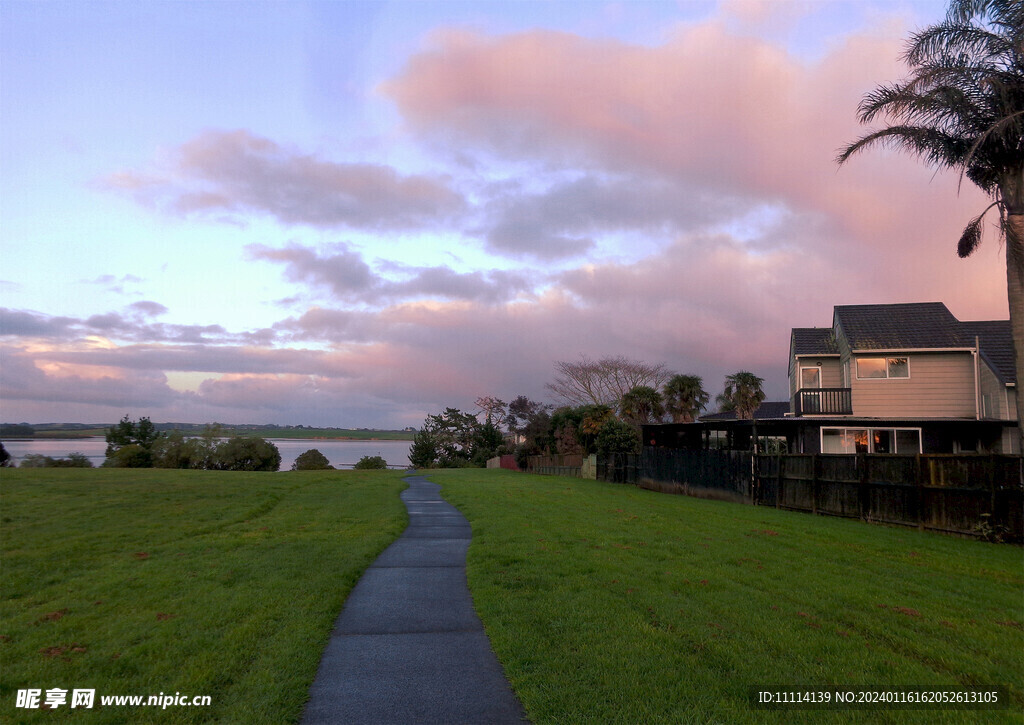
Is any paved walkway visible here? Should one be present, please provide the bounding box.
[302,475,528,724]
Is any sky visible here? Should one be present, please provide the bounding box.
[0,0,1012,428]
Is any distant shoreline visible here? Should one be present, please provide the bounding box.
[2,430,416,442]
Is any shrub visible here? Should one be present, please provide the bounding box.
[214,436,281,472]
[595,418,641,456]
[353,455,388,470]
[292,449,333,471]
[103,444,153,468]
[21,452,94,468]
[0,442,11,467]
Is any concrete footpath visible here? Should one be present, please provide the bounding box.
[302,475,528,724]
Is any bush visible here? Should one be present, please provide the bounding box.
[103,444,153,468]
[0,442,11,467]
[21,452,94,468]
[353,455,388,470]
[152,431,208,469]
[19,454,52,468]
[594,418,641,456]
[292,449,333,471]
[214,436,281,472]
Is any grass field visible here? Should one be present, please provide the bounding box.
[0,468,407,723]
[430,469,1024,725]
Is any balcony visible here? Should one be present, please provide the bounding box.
[793,388,852,416]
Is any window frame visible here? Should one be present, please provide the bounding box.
[820,426,922,454]
[799,366,822,389]
[856,356,911,380]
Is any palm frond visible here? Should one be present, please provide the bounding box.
[958,201,1000,257]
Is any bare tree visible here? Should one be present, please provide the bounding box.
[546,356,673,408]
[473,396,507,426]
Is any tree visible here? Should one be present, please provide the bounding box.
[619,385,665,425]
[470,418,506,466]
[717,372,766,420]
[838,0,1023,454]
[293,448,333,471]
[153,431,204,469]
[423,407,478,467]
[473,396,507,428]
[546,356,672,408]
[0,442,10,467]
[214,436,281,472]
[408,428,439,468]
[506,395,551,436]
[105,415,162,467]
[354,455,388,470]
[104,444,152,468]
[595,418,642,456]
[663,374,710,423]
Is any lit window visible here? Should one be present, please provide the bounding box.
[821,427,921,454]
[887,358,909,377]
[857,357,909,379]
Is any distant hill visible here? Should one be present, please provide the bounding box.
[1,422,415,441]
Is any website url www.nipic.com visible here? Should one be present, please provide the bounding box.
[16,688,211,711]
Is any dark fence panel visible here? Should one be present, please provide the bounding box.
[598,453,639,484]
[526,453,583,478]
[754,453,1022,540]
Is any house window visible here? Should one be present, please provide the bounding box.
[857,357,910,379]
[800,367,821,389]
[821,427,921,454]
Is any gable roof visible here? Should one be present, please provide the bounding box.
[961,320,1016,384]
[792,328,839,356]
[833,302,967,350]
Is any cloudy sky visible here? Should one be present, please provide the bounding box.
[0,0,1011,428]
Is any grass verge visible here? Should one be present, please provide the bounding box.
[0,468,407,723]
[430,469,1024,725]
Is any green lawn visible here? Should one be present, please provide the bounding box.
[430,469,1024,725]
[0,468,407,723]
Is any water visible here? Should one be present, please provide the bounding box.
[1,437,412,470]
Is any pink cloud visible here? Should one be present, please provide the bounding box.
[106,129,466,230]
[382,21,1000,303]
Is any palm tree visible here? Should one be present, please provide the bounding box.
[662,374,710,423]
[718,372,765,420]
[838,0,1023,454]
[619,385,665,426]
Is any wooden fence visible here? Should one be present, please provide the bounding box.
[598,448,1022,541]
[525,453,584,478]
[755,454,1022,539]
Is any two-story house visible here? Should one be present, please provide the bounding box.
[788,302,1018,454]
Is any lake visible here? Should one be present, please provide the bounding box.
[1,437,412,470]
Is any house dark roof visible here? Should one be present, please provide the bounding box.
[700,401,791,421]
[792,328,839,356]
[833,302,967,350]
[961,320,1016,384]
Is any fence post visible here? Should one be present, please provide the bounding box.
[812,454,820,515]
[858,453,869,522]
[776,455,784,509]
[915,454,925,531]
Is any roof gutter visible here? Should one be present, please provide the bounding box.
[850,347,974,354]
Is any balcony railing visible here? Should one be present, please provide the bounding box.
[793,388,852,416]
